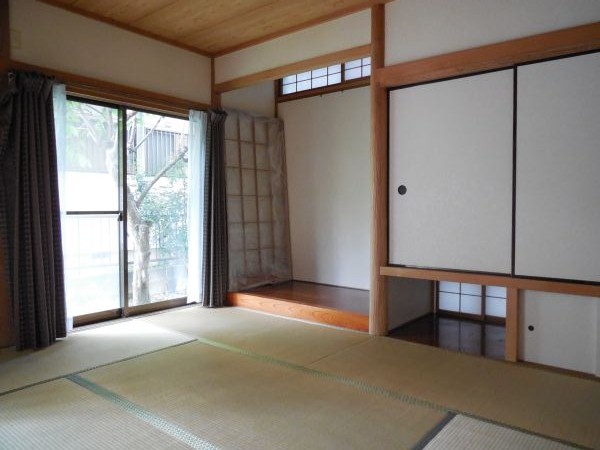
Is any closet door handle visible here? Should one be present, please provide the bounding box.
[397,185,407,196]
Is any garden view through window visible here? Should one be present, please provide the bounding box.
[62,99,189,318]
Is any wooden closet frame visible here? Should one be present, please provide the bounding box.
[370,15,600,364]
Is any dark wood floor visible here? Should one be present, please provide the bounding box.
[245,281,370,315]
[389,314,506,360]
[227,281,370,331]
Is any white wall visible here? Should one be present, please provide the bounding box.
[385,0,600,66]
[520,292,599,376]
[215,10,370,83]
[221,81,275,118]
[279,87,371,290]
[9,0,211,104]
[388,278,432,331]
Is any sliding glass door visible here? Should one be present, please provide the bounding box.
[63,98,190,324]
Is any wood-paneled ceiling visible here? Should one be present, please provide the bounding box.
[40,0,386,57]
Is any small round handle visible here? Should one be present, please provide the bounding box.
[397,185,407,195]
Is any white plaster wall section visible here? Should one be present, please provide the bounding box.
[9,0,211,104]
[215,10,371,83]
[385,0,600,66]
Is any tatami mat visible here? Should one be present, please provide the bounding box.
[422,415,577,450]
[139,306,369,365]
[308,337,600,449]
[81,340,448,450]
[0,320,194,394]
[0,378,193,450]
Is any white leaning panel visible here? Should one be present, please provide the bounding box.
[515,52,600,283]
[389,70,514,273]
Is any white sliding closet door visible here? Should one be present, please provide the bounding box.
[515,52,600,282]
[389,70,514,273]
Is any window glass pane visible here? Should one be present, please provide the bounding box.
[312,67,327,78]
[345,67,362,80]
[461,283,482,295]
[297,71,311,81]
[64,100,119,211]
[282,75,296,85]
[345,59,362,69]
[362,57,372,65]
[328,73,341,85]
[312,76,327,88]
[439,292,460,312]
[63,215,121,316]
[126,110,189,305]
[362,65,371,77]
[460,294,482,314]
[486,296,506,317]
[282,84,296,95]
[297,80,311,91]
[487,286,507,298]
[328,64,341,74]
[439,281,459,293]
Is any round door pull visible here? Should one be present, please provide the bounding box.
[397,185,407,195]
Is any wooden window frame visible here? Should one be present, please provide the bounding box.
[276,58,371,103]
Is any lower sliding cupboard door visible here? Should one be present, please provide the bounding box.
[515,52,600,283]
[389,69,514,273]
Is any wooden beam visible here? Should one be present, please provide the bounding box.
[369,3,387,336]
[380,266,600,298]
[375,21,600,88]
[8,60,210,117]
[0,0,8,74]
[505,287,519,362]
[213,44,371,93]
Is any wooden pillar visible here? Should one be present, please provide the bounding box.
[369,3,388,335]
[505,287,519,362]
[0,0,13,348]
[211,57,221,109]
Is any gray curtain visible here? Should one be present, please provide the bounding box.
[0,72,66,350]
[201,110,228,307]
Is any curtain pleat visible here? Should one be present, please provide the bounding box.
[201,110,228,307]
[0,72,66,350]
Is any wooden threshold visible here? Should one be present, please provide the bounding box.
[227,291,369,332]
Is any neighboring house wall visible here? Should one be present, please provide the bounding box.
[9,0,212,104]
[214,10,370,84]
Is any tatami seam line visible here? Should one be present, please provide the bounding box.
[190,336,589,450]
[0,338,197,398]
[67,374,219,450]
[411,413,457,450]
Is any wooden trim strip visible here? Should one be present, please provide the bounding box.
[213,1,391,57]
[37,0,212,58]
[369,4,387,336]
[375,22,600,88]
[227,292,369,332]
[276,77,370,103]
[505,287,519,362]
[380,266,600,298]
[8,60,209,117]
[214,44,371,93]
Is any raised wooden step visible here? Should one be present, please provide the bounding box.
[227,281,369,332]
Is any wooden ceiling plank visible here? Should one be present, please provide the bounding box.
[72,0,176,24]
[194,0,389,55]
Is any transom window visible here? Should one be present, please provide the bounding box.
[280,57,371,96]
